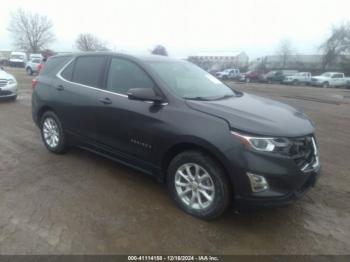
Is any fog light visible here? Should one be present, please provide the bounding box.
[247,172,269,192]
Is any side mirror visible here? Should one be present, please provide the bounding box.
[127,88,165,104]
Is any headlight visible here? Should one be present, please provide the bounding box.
[231,131,290,152]
[7,79,16,85]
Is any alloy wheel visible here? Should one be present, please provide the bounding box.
[174,163,215,210]
[42,117,60,148]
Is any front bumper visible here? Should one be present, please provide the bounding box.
[235,168,320,209]
[283,79,294,84]
[223,136,321,210]
[9,61,25,68]
[0,83,18,100]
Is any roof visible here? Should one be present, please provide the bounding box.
[52,51,180,63]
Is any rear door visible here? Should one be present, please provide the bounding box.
[55,55,108,141]
[331,73,344,86]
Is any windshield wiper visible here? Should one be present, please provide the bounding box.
[213,94,235,100]
[183,96,213,101]
[184,94,236,101]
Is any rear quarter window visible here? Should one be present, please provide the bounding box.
[60,60,75,81]
[40,56,72,77]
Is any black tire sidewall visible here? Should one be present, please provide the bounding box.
[167,151,231,220]
[26,68,32,75]
[40,111,67,153]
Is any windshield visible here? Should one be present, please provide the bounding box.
[266,71,276,76]
[149,61,237,100]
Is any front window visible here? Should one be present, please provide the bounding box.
[322,72,332,77]
[148,61,237,100]
[107,58,155,95]
[11,55,24,59]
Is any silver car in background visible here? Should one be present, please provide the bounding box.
[0,67,18,101]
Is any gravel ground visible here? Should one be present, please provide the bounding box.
[0,68,349,254]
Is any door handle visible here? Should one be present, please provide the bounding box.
[99,97,112,105]
[56,85,64,91]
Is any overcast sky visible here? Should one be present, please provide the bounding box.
[0,0,349,58]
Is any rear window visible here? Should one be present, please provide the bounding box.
[40,56,72,76]
[72,56,107,88]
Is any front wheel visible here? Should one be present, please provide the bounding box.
[40,111,68,154]
[323,82,329,88]
[167,151,231,220]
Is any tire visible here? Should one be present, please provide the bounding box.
[40,111,68,154]
[167,150,231,220]
[293,80,299,86]
[245,78,250,83]
[26,67,33,76]
[323,82,329,88]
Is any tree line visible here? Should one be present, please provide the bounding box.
[7,8,350,67]
[7,9,168,56]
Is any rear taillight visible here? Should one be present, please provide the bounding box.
[32,78,38,89]
[37,63,44,72]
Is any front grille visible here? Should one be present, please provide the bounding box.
[311,78,318,82]
[289,136,319,172]
[0,90,12,96]
[0,79,7,87]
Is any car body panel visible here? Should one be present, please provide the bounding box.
[185,93,314,137]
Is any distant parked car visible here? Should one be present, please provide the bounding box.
[29,53,43,60]
[262,70,298,83]
[216,68,240,80]
[25,58,42,75]
[310,72,350,88]
[283,72,312,85]
[239,71,265,82]
[0,67,17,101]
[9,51,28,68]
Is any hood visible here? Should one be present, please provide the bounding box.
[0,70,14,80]
[185,93,314,137]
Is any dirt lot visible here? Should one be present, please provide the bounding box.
[0,68,349,254]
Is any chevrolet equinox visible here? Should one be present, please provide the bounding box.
[32,53,321,220]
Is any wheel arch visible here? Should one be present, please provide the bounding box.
[160,142,233,190]
[37,105,56,125]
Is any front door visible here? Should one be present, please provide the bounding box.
[95,57,166,170]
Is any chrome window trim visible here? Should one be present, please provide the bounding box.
[56,57,168,105]
[56,57,128,98]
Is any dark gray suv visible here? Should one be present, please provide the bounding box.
[32,52,321,219]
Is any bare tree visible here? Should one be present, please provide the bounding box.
[276,39,294,68]
[75,33,109,52]
[320,22,350,70]
[151,45,168,56]
[7,9,55,53]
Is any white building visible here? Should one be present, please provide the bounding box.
[188,51,249,71]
